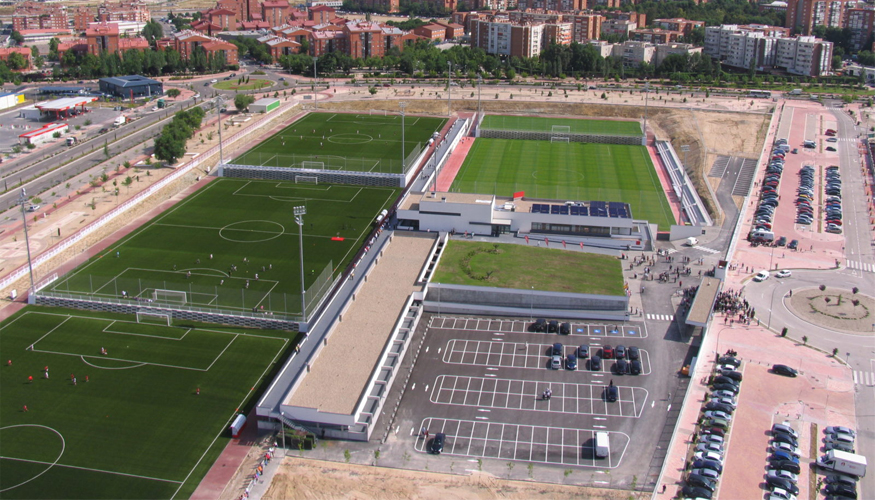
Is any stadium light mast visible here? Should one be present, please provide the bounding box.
[447,61,452,117]
[18,188,36,299]
[477,75,482,117]
[215,96,225,165]
[642,83,650,146]
[399,101,407,171]
[312,57,318,110]
[294,206,307,323]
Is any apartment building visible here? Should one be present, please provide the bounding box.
[654,42,703,66]
[97,1,150,23]
[74,7,93,32]
[705,24,832,76]
[13,2,68,31]
[653,18,705,37]
[262,0,290,27]
[0,48,32,70]
[159,30,240,65]
[630,28,681,44]
[785,0,856,35]
[602,18,636,38]
[568,13,603,42]
[516,0,585,11]
[845,7,875,51]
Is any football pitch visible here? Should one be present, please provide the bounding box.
[232,112,446,173]
[480,115,642,136]
[0,307,296,499]
[450,139,675,231]
[48,178,400,317]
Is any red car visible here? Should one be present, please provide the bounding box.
[602,345,614,359]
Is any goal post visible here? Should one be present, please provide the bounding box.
[294,175,319,184]
[551,125,571,134]
[300,161,325,171]
[153,289,187,305]
[136,311,171,326]
[551,137,570,143]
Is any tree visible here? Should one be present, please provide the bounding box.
[5,52,27,70]
[166,88,181,98]
[48,37,60,61]
[10,31,24,46]
[142,20,164,46]
[153,133,185,164]
[234,94,255,111]
[802,336,808,345]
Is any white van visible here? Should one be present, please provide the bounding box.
[687,237,699,246]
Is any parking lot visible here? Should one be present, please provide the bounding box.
[387,313,689,487]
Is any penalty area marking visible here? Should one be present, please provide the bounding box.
[80,355,148,370]
[0,424,66,493]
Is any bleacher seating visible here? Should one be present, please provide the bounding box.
[528,202,629,218]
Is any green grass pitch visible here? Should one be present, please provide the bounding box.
[0,306,297,499]
[450,139,676,231]
[432,240,625,296]
[232,112,446,173]
[480,115,642,136]
[49,178,400,316]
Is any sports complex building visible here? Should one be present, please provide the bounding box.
[1,102,711,498]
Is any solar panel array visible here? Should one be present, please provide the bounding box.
[529,202,630,219]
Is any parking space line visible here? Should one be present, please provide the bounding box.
[430,315,648,338]
[430,375,648,417]
[416,418,631,468]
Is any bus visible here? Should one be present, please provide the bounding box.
[749,90,772,98]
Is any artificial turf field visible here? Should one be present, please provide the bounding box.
[450,139,676,231]
[232,112,446,173]
[0,306,296,499]
[48,178,400,317]
[480,115,642,136]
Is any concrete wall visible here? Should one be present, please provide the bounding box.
[426,283,628,313]
[669,224,707,241]
[221,165,405,187]
[480,129,643,145]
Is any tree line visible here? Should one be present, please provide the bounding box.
[154,107,206,164]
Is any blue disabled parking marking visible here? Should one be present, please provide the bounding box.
[628,330,638,336]
[593,329,602,334]
[576,328,584,333]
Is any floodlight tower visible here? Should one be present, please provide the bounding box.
[447,61,452,117]
[18,188,36,298]
[312,57,319,109]
[399,101,407,171]
[294,206,307,322]
[477,75,483,117]
[215,95,225,165]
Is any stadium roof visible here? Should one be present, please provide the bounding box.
[35,97,98,111]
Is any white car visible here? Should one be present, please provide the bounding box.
[210,79,218,83]
[754,270,770,282]
[769,488,797,500]
[824,432,854,445]
[26,204,40,212]
[767,469,799,482]
[704,410,733,421]
[771,442,801,457]
[776,270,792,278]
[694,451,723,464]
[825,426,856,437]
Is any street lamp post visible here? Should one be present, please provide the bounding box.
[447,61,452,117]
[280,412,286,456]
[294,206,307,322]
[399,101,407,171]
[643,83,650,146]
[312,57,318,109]
[680,145,690,172]
[18,188,36,299]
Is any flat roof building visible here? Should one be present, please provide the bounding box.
[99,75,163,98]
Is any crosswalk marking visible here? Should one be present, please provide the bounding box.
[645,314,675,321]
[846,260,874,273]
[853,371,874,386]
[694,245,721,254]
[665,248,677,254]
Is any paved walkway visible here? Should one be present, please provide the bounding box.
[434,136,474,191]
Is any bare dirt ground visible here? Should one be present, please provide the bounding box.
[263,457,639,500]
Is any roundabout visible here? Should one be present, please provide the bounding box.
[786,286,874,334]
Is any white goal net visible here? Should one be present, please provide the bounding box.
[136,311,171,326]
[551,125,571,134]
[551,137,570,143]
[295,175,319,184]
[300,161,325,171]
[153,289,187,305]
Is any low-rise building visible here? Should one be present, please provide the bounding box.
[99,75,163,98]
[602,19,636,39]
[653,18,704,37]
[630,28,680,44]
[844,63,875,84]
[414,24,447,41]
[0,48,33,70]
[654,43,702,67]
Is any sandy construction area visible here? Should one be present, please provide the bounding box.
[263,457,639,500]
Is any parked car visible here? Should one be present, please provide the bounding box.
[686,473,716,491]
[772,424,799,439]
[767,469,799,482]
[430,432,445,454]
[691,458,723,473]
[824,483,857,499]
[605,384,618,402]
[769,459,801,474]
[589,355,601,371]
[766,476,799,495]
[577,345,589,358]
[629,360,641,375]
[690,468,720,481]
[601,345,614,359]
[771,442,801,457]
[825,426,856,437]
[531,318,547,332]
[552,343,563,355]
[615,345,626,359]
[559,322,571,335]
[772,364,798,377]
[566,354,577,370]
[551,355,562,370]
[681,486,713,499]
[614,359,628,375]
